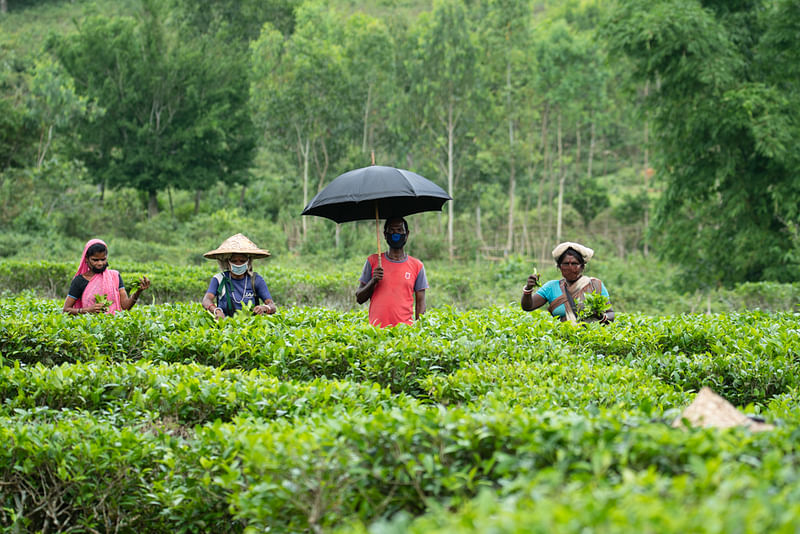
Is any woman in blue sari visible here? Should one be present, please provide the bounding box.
[521,242,614,324]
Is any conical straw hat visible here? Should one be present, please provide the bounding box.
[672,387,773,432]
[203,233,271,260]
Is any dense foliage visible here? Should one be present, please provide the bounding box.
[47,0,257,215]
[2,0,798,282]
[3,2,799,531]
[606,0,800,285]
[1,0,651,268]
[1,298,799,531]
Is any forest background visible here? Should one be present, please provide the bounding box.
[1,0,799,314]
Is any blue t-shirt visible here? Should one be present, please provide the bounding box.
[536,278,609,319]
[207,272,272,316]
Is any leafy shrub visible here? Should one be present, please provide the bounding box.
[2,297,800,532]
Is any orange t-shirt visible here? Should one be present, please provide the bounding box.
[363,253,427,327]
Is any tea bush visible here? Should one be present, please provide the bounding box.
[2,296,800,532]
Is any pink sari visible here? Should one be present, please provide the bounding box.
[74,238,122,314]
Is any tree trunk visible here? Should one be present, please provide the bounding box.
[299,135,310,238]
[314,137,330,194]
[148,190,159,218]
[643,80,650,257]
[362,84,373,154]
[447,102,455,261]
[0,0,6,14]
[522,198,531,257]
[194,190,201,215]
[506,158,516,257]
[168,187,174,217]
[536,118,546,211]
[536,103,549,257]
[587,119,596,179]
[37,125,54,169]
[505,63,516,255]
[556,111,564,243]
[476,204,483,245]
[575,118,582,228]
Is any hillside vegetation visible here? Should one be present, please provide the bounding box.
[3,3,800,531]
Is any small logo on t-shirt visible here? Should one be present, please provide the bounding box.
[405,272,411,279]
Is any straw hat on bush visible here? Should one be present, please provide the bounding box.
[672,387,773,432]
[203,234,271,260]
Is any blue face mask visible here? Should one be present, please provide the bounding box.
[385,232,407,249]
[230,261,249,275]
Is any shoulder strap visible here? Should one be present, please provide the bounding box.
[548,279,571,314]
[561,279,579,317]
[575,278,602,301]
[216,272,234,312]
[548,295,567,313]
[591,278,602,294]
[251,273,260,306]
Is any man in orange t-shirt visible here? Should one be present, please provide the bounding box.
[356,217,428,327]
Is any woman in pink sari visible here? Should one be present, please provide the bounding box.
[63,239,150,315]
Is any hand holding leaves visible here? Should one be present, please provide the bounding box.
[579,291,609,321]
[129,276,151,293]
[94,293,111,311]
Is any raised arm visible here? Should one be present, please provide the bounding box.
[520,273,546,311]
[119,276,150,310]
[356,265,383,304]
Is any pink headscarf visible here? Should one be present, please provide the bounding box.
[75,238,122,314]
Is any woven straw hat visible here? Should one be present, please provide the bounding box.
[203,233,271,260]
[672,387,773,432]
[552,242,594,263]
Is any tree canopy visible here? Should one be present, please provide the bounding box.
[49,0,256,214]
[2,0,798,277]
[605,0,800,285]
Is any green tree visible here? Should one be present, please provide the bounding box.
[51,1,256,216]
[606,0,800,284]
[168,0,298,45]
[404,0,479,259]
[340,12,395,160]
[472,0,535,255]
[532,21,606,243]
[250,4,353,239]
[0,50,37,172]
[28,58,92,169]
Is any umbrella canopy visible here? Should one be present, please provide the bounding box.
[301,165,451,223]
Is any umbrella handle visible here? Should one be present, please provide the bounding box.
[375,202,382,268]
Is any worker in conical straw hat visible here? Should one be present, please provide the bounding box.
[201,233,277,318]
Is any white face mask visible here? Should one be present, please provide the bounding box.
[230,261,248,275]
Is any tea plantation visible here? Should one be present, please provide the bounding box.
[2,289,800,532]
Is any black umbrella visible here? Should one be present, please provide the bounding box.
[301,164,451,263]
[301,165,450,223]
